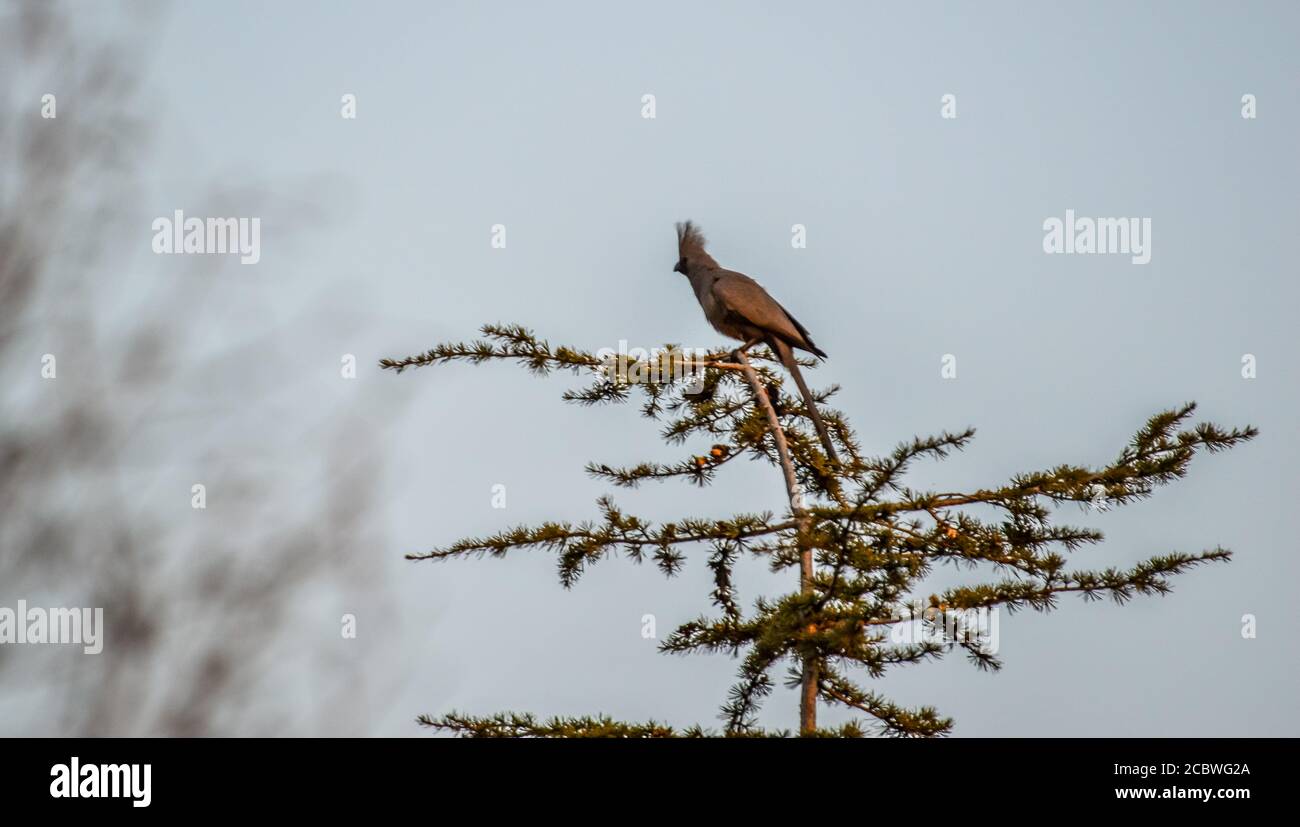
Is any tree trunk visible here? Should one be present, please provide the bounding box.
[735,351,816,734]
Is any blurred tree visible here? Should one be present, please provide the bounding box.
[0,0,392,736]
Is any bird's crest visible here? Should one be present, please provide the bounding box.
[676,220,718,269]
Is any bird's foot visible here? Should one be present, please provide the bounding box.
[731,338,762,361]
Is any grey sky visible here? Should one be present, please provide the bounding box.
[34,0,1300,735]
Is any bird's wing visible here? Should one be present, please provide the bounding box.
[711,270,824,356]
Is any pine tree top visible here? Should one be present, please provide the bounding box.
[384,324,1257,737]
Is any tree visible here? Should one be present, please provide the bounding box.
[382,323,1256,737]
[0,1,394,736]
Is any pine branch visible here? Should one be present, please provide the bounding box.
[421,711,700,738]
[420,710,873,738]
[379,323,601,375]
[407,496,790,587]
[818,666,953,737]
[942,549,1233,612]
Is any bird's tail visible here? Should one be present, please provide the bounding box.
[771,338,841,466]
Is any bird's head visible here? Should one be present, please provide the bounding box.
[674,220,718,275]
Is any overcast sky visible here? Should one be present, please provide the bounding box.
[39,0,1300,735]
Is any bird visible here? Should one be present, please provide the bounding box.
[672,220,840,465]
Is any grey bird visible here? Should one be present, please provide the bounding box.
[673,221,840,465]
